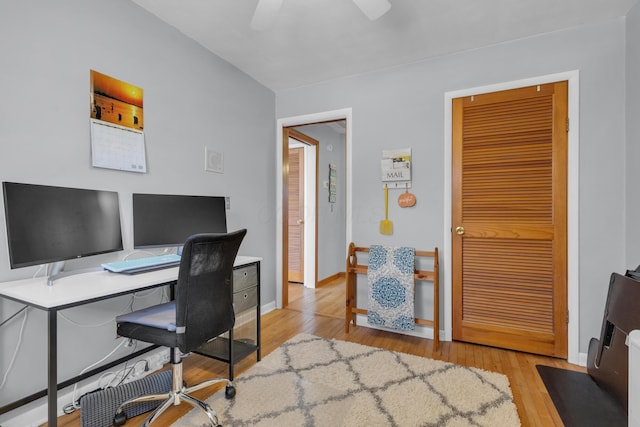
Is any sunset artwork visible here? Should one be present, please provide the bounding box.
[90,70,144,131]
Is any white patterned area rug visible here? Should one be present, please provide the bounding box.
[177,333,521,426]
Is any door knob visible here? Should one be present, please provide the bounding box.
[297,219,304,225]
[455,226,465,235]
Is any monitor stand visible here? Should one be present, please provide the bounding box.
[46,262,102,286]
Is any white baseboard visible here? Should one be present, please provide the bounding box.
[630,330,640,427]
[261,301,276,315]
[577,351,588,367]
[354,313,436,340]
[352,314,590,369]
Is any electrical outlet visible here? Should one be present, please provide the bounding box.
[143,349,170,373]
[134,363,147,376]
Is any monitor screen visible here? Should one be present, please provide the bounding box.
[2,182,123,269]
[133,193,227,249]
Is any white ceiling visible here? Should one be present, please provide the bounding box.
[131,0,638,92]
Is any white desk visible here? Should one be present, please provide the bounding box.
[0,256,261,427]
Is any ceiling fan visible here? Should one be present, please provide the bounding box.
[250,0,392,31]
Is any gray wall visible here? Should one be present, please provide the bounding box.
[0,0,275,417]
[276,18,628,353]
[627,3,640,262]
[1,0,639,421]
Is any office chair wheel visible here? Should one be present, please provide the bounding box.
[225,384,236,399]
[113,410,127,426]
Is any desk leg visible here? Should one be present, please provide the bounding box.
[48,309,57,427]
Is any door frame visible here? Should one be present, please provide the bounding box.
[276,108,353,308]
[288,132,318,288]
[444,70,581,364]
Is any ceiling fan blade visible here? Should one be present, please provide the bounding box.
[250,0,283,31]
[352,0,391,20]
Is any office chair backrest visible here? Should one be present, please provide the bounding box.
[175,229,247,353]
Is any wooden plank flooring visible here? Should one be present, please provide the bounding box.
[47,277,582,426]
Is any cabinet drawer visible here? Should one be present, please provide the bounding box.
[233,286,257,313]
[233,264,257,292]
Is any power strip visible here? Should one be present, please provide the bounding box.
[118,349,170,385]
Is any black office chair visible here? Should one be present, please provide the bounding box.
[112,230,247,427]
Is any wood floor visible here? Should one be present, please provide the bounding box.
[48,277,582,426]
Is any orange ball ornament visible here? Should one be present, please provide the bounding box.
[398,191,416,207]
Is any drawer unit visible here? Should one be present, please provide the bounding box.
[234,285,258,313]
[194,260,261,380]
[233,263,258,292]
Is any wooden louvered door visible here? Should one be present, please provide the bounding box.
[452,82,568,358]
[288,146,304,283]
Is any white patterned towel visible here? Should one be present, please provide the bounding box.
[367,245,415,331]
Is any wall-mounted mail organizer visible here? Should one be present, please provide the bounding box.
[381,147,412,189]
[344,242,440,352]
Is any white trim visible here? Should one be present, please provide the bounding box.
[287,140,317,288]
[578,351,588,367]
[443,71,581,364]
[260,300,277,315]
[629,330,640,426]
[355,314,435,340]
[276,108,353,308]
[304,145,317,288]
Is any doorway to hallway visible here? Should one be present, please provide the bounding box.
[287,129,318,286]
[277,109,352,308]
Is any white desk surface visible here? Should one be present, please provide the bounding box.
[0,255,261,309]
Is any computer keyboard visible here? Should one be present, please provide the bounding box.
[102,254,181,274]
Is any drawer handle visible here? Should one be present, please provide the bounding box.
[243,272,248,277]
[244,293,248,299]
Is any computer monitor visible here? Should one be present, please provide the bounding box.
[132,193,227,249]
[2,182,123,272]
